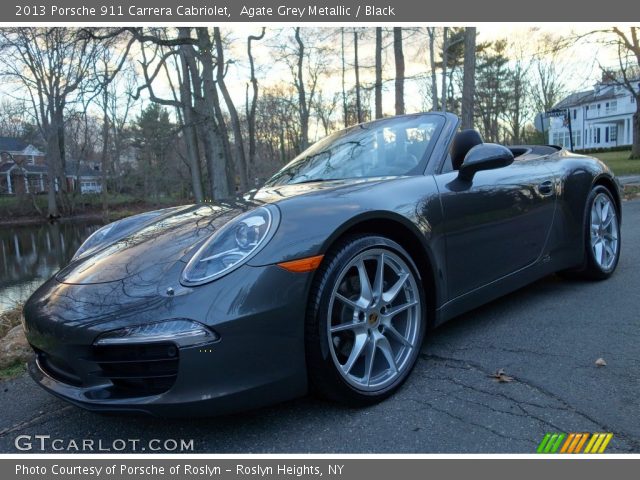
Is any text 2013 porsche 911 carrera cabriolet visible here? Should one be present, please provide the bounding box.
[23,112,621,416]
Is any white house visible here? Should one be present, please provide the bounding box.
[548,80,639,150]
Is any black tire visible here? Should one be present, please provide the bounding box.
[565,185,621,280]
[305,234,426,406]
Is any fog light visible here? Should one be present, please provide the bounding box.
[94,320,218,347]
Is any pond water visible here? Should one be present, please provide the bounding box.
[0,221,103,315]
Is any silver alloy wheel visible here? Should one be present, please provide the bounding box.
[327,248,421,391]
[590,192,619,271]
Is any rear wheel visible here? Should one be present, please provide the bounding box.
[305,235,426,406]
[573,186,621,280]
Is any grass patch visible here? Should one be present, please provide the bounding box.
[0,361,26,380]
[0,304,23,338]
[623,185,640,200]
[0,193,190,224]
[591,150,640,176]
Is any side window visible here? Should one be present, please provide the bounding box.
[441,153,454,173]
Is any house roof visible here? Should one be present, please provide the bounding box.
[554,81,637,109]
[0,137,28,152]
[0,160,98,177]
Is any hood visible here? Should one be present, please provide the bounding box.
[56,203,253,285]
[56,177,399,286]
[247,176,401,204]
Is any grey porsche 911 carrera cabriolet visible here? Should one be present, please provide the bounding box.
[23,112,621,416]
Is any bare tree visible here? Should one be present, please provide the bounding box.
[176,28,204,203]
[461,27,477,129]
[604,27,640,158]
[294,28,311,150]
[0,100,30,138]
[313,90,339,137]
[441,28,449,112]
[427,28,439,111]
[213,27,248,192]
[341,28,348,127]
[531,33,567,114]
[246,27,265,170]
[502,53,532,144]
[281,28,325,152]
[0,28,105,217]
[375,27,383,119]
[393,27,405,115]
[353,28,363,123]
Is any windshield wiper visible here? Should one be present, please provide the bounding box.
[289,178,333,185]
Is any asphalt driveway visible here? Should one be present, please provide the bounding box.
[1,200,639,454]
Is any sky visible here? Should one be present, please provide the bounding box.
[0,24,629,139]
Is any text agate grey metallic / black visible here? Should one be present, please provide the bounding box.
[23,113,622,416]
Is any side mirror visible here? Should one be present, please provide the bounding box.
[458,143,514,181]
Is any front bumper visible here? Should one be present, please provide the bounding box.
[23,263,311,417]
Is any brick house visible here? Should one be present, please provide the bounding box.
[0,137,102,195]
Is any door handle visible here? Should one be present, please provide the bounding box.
[537,180,554,196]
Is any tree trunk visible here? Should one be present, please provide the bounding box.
[213,27,248,194]
[393,27,405,116]
[295,28,310,150]
[177,29,205,203]
[247,27,265,173]
[427,28,438,111]
[441,27,449,113]
[354,28,362,123]
[375,27,383,119]
[44,127,58,218]
[100,86,110,219]
[461,27,476,129]
[196,29,232,200]
[341,28,348,127]
[632,106,640,159]
[54,107,70,214]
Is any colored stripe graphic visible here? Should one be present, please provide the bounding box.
[585,433,614,454]
[597,433,613,453]
[537,433,552,453]
[574,433,589,453]
[538,433,612,454]
[560,433,576,453]
[539,433,566,453]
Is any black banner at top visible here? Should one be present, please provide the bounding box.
[2,0,640,22]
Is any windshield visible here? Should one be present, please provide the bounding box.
[264,114,444,186]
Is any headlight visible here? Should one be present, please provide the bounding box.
[181,205,279,286]
[94,319,217,347]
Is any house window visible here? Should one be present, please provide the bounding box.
[573,109,577,120]
[596,128,601,144]
[610,126,618,142]
[605,128,609,143]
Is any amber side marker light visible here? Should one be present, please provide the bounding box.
[278,255,324,273]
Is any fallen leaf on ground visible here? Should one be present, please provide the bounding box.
[595,358,607,367]
[489,368,514,383]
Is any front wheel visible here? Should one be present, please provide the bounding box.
[305,235,426,406]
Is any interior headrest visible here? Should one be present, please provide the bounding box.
[451,129,484,170]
